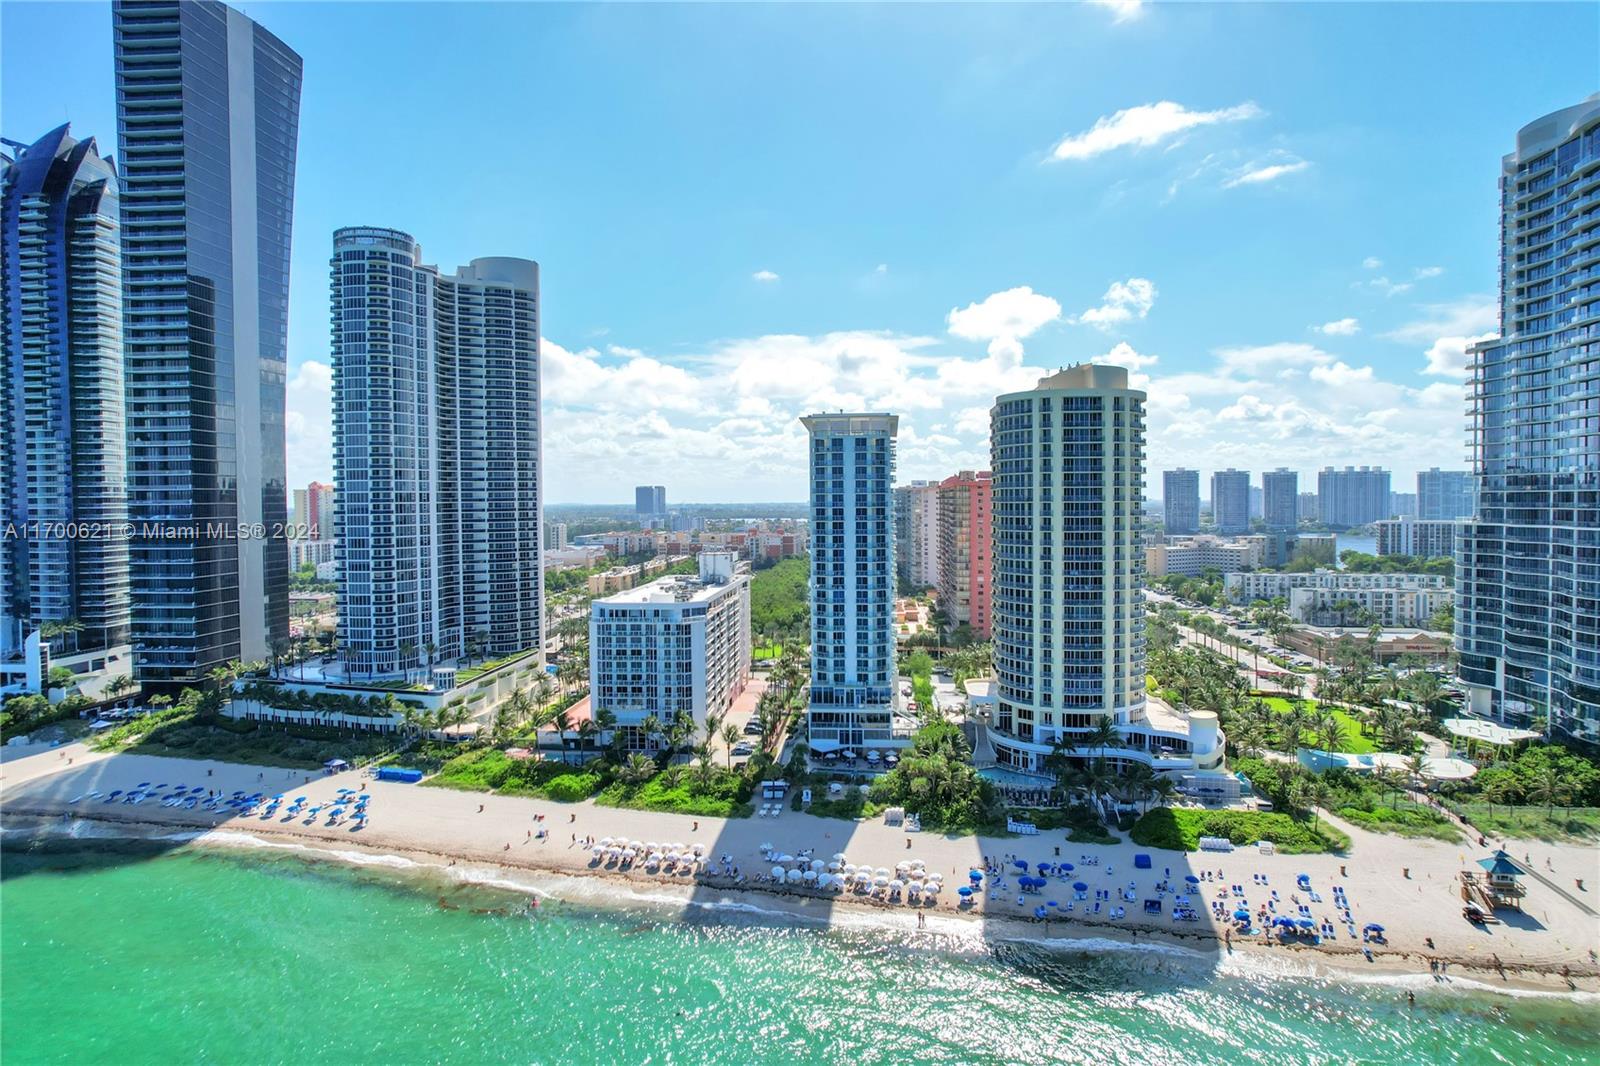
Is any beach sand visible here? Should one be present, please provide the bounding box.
[4,738,1597,994]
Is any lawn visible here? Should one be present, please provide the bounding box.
[1445,802,1600,844]
[1258,697,1378,754]
[752,643,784,661]
[1010,805,1119,844]
[1130,807,1349,854]
[1335,802,1461,842]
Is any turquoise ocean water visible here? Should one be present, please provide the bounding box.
[2,832,1596,1065]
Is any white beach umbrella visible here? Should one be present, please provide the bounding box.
[895,861,911,873]
[843,863,858,875]
[832,852,848,863]
[803,869,818,881]
[875,867,891,879]
[909,869,925,881]
[772,865,786,879]
[787,869,804,883]
[926,871,943,882]
[907,882,922,896]
[811,859,825,872]
[692,843,706,855]
[827,862,841,873]
[889,879,904,891]
[590,846,604,859]
[874,876,890,888]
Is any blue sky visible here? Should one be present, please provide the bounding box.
[5,1,1597,502]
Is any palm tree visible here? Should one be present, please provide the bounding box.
[1083,718,1120,760]
[618,752,656,785]
[1317,715,1348,755]
[551,708,573,754]
[1121,763,1157,812]
[1151,776,1177,809]
[720,721,741,767]
[1306,778,1332,831]
[640,714,662,753]
[1526,765,1570,817]
[399,641,417,682]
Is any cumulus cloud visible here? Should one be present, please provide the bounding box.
[1075,277,1157,330]
[1362,257,1383,270]
[1224,158,1310,188]
[946,286,1062,365]
[1383,299,1497,344]
[1312,317,1360,336]
[1098,341,1159,371]
[1422,333,1497,377]
[1213,341,1332,375]
[752,269,780,283]
[1413,266,1445,280]
[1048,101,1262,162]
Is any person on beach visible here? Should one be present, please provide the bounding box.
[478,804,485,813]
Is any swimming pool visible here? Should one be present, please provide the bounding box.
[977,766,1056,789]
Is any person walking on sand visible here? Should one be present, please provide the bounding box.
[478,804,485,813]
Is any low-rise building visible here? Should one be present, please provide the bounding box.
[1287,585,1451,627]
[1375,517,1458,559]
[1280,626,1451,663]
[544,546,608,571]
[588,551,752,749]
[1224,569,1449,602]
[1146,535,1264,577]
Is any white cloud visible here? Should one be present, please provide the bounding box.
[285,360,332,492]
[946,286,1062,365]
[1312,317,1360,336]
[1362,257,1383,270]
[1213,341,1333,375]
[1224,158,1310,188]
[1048,100,1263,162]
[1382,298,1498,344]
[1363,275,1414,297]
[1098,340,1159,371]
[752,269,780,283]
[1308,360,1375,388]
[1075,277,1157,330]
[1088,0,1144,22]
[1413,265,1445,280]
[874,263,888,274]
[1422,333,1497,377]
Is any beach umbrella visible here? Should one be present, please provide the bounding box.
[1013,860,1028,871]
[1363,923,1385,933]
[889,879,904,891]
[1185,875,1200,884]
[875,867,891,879]
[874,876,890,888]
[908,869,925,881]
[957,886,974,897]
[969,870,984,882]
[925,882,941,895]
[832,852,848,862]
[590,847,603,859]
[895,861,911,873]
[771,865,786,879]
[827,862,840,873]
[803,870,818,881]
[843,864,858,875]
[1059,863,1075,872]
[1074,882,1088,891]
[1233,909,1251,921]
[1047,901,1059,909]
[787,869,804,883]
[1297,918,1315,929]
[692,843,706,855]
[811,859,825,872]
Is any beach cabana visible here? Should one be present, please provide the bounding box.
[1476,850,1529,908]
[323,758,350,774]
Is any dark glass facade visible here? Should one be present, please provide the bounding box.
[1457,96,1600,743]
[114,0,301,684]
[1,127,131,657]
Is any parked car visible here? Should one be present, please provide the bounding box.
[743,720,764,735]
[730,743,754,757]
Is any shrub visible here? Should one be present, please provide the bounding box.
[543,772,600,802]
[1130,807,1347,854]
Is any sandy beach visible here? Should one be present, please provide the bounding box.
[4,738,1597,995]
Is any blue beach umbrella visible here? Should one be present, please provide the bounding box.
[1060,863,1074,872]
[957,886,974,897]
[1297,918,1315,928]
[1073,881,1088,891]
[969,869,983,881]
[1047,900,1059,908]
[1185,874,1200,884]
[1363,923,1385,933]
[1013,860,1028,870]
[1233,909,1251,921]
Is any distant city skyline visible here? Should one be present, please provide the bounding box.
[5,3,1597,501]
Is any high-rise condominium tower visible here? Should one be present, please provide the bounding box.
[1458,96,1600,743]
[331,227,543,679]
[1317,466,1391,528]
[1210,469,1250,534]
[1262,468,1298,531]
[802,413,899,750]
[0,127,131,661]
[113,0,301,684]
[635,485,666,517]
[936,470,993,639]
[991,366,1145,749]
[1162,468,1199,534]
[1417,468,1473,521]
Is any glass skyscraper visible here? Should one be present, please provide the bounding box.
[1316,466,1392,528]
[331,227,544,680]
[802,413,899,750]
[1,127,131,661]
[113,0,301,685]
[1416,467,1473,521]
[1457,95,1600,743]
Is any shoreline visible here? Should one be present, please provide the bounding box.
[6,805,1596,999]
